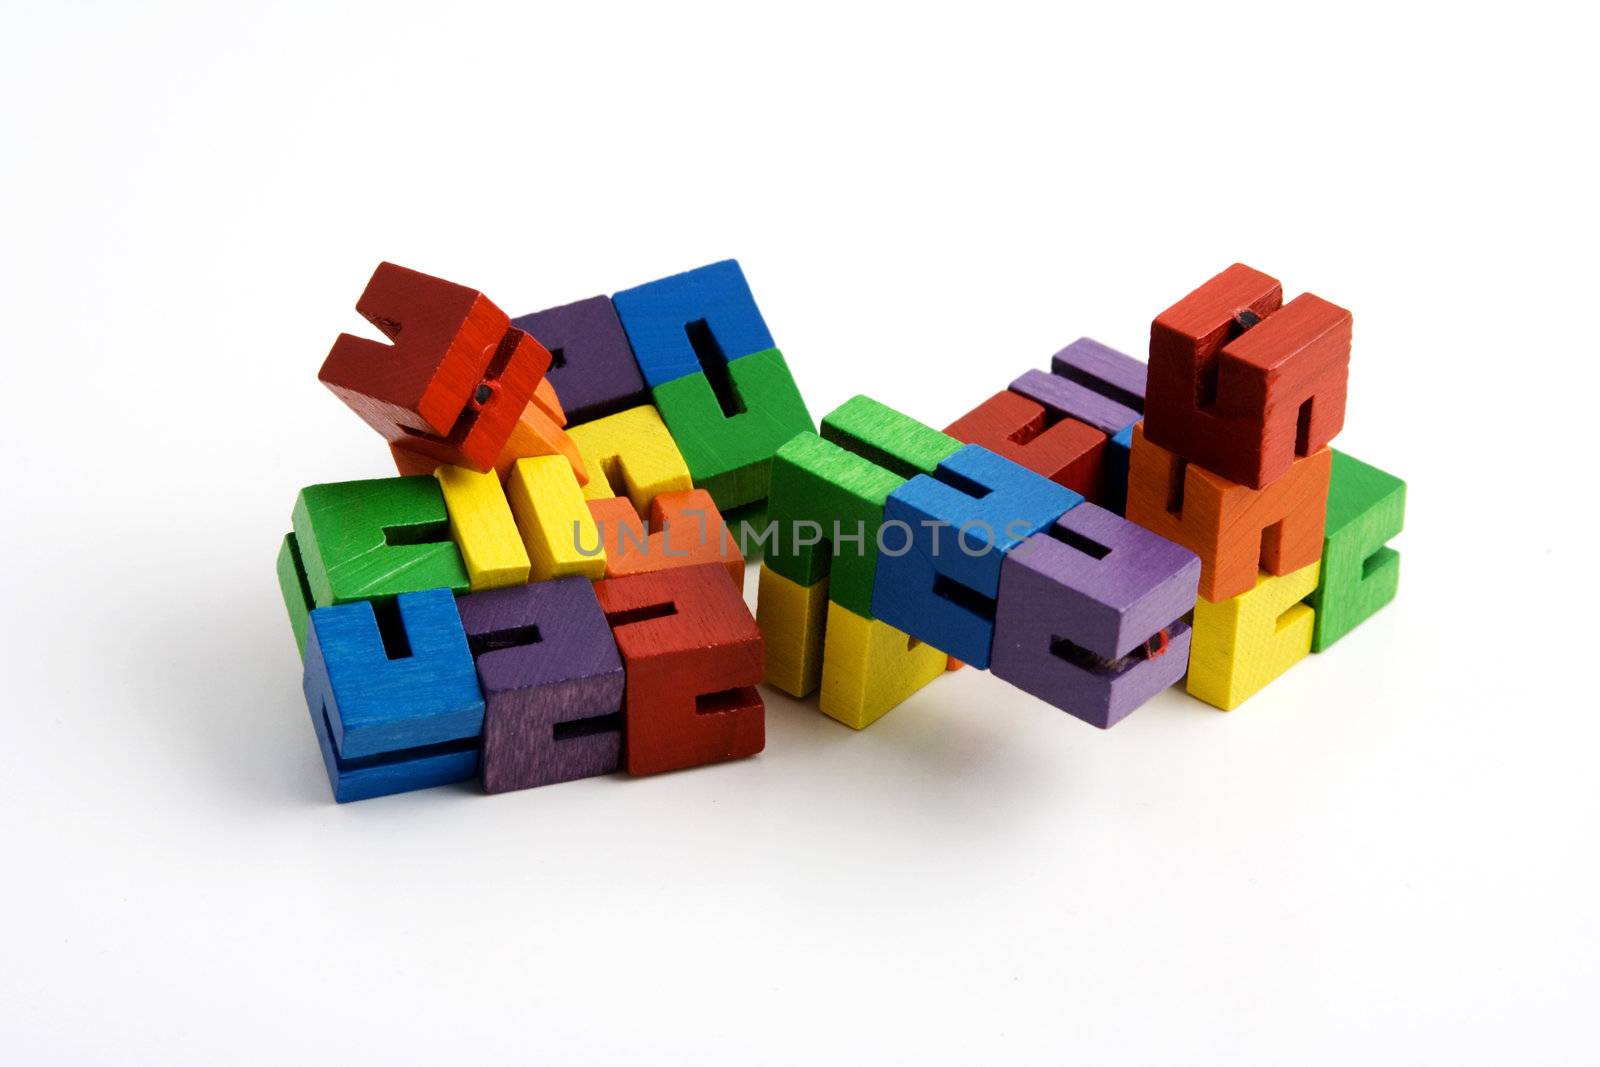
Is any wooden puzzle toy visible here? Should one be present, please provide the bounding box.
[594,563,765,776]
[456,577,625,793]
[510,296,648,425]
[279,258,1404,801]
[989,503,1200,728]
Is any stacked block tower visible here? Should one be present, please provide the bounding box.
[278,259,1405,803]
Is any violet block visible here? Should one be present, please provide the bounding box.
[990,502,1199,729]
[512,296,647,425]
[456,577,626,793]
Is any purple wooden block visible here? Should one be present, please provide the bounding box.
[456,577,625,793]
[990,502,1200,729]
[1010,367,1141,438]
[1049,337,1147,415]
[511,296,647,425]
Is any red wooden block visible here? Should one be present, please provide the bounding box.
[1145,263,1351,489]
[594,563,765,776]
[320,262,553,472]
[1124,422,1330,602]
[390,398,589,485]
[944,390,1107,501]
[587,489,745,590]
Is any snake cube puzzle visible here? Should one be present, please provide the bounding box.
[278,259,1406,801]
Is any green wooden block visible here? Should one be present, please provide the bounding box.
[765,396,960,617]
[1304,450,1405,651]
[291,476,469,607]
[820,394,962,479]
[275,532,315,657]
[650,347,814,516]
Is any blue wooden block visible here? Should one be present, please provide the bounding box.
[302,587,485,802]
[870,444,1081,667]
[1105,423,1135,515]
[611,260,775,388]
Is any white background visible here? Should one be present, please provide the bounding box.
[3,2,1595,1064]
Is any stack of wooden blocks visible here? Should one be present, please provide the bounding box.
[757,262,1405,729]
[277,260,814,801]
[278,259,1405,804]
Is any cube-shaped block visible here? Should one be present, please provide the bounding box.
[990,503,1200,728]
[819,600,948,730]
[302,588,484,802]
[319,262,552,471]
[456,578,625,793]
[764,396,961,617]
[291,476,468,606]
[511,296,647,425]
[651,347,815,516]
[871,445,1082,667]
[566,404,693,519]
[1144,263,1351,489]
[612,260,775,387]
[755,565,829,698]
[1187,562,1320,710]
[944,389,1107,501]
[1124,423,1329,602]
[1305,451,1405,651]
[594,564,765,776]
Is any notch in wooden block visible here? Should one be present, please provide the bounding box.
[566,404,693,519]
[1144,263,1351,489]
[651,347,815,529]
[612,260,776,388]
[1124,423,1329,602]
[302,588,484,802]
[511,296,648,426]
[291,476,469,607]
[594,563,765,776]
[1187,562,1321,710]
[456,577,625,793]
[990,503,1199,728]
[1305,451,1405,651]
[870,444,1082,668]
[587,488,745,589]
[944,389,1107,501]
[319,262,553,471]
[276,532,315,656]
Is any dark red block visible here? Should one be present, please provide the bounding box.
[319,262,552,471]
[1145,263,1351,489]
[944,390,1107,502]
[594,563,764,777]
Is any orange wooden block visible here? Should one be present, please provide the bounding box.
[1145,263,1351,489]
[391,398,588,485]
[944,390,1107,502]
[1124,422,1329,602]
[319,262,552,472]
[587,489,745,590]
[595,563,764,776]
[532,377,566,428]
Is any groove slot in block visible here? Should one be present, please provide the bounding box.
[1305,451,1405,651]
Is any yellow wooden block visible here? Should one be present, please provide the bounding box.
[756,564,829,697]
[819,600,947,730]
[433,465,531,590]
[505,455,606,581]
[565,404,692,518]
[1187,561,1321,710]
